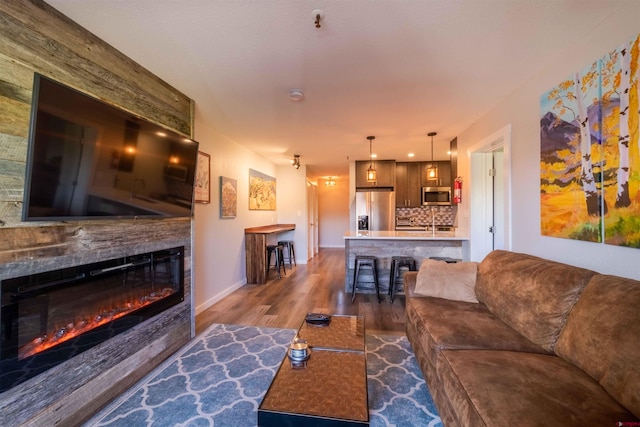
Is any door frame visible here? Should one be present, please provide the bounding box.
[307,182,318,260]
[467,124,512,261]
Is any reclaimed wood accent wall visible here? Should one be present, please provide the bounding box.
[0,1,196,425]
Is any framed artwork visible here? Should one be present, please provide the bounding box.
[220,176,237,218]
[249,169,276,210]
[195,151,210,204]
[540,32,640,248]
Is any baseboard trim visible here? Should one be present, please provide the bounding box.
[195,279,246,315]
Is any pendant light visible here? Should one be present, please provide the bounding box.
[426,132,438,181]
[366,136,377,182]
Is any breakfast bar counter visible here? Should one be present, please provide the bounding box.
[245,224,295,284]
[344,229,469,296]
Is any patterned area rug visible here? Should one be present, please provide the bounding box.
[86,324,441,426]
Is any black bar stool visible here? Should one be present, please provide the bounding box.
[278,240,296,269]
[266,244,286,279]
[389,256,417,302]
[351,255,381,303]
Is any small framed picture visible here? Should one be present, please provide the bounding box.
[195,151,210,204]
[249,168,276,210]
[220,176,237,218]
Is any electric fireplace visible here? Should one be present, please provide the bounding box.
[0,246,184,392]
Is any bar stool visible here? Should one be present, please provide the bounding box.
[278,240,296,269]
[351,255,381,303]
[266,244,286,279]
[389,256,417,302]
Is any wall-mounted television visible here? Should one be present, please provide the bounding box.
[23,74,199,221]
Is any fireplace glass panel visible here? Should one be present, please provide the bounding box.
[0,247,184,392]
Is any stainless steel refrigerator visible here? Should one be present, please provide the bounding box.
[355,190,395,231]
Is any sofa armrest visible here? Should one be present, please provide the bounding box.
[404,271,418,297]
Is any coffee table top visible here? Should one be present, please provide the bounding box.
[297,314,365,351]
[258,314,368,425]
[259,350,368,422]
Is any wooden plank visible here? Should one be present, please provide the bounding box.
[0,1,195,424]
[0,217,192,276]
[0,1,191,135]
[0,132,27,162]
[3,0,191,114]
[245,224,296,234]
[0,94,30,137]
[245,225,296,284]
[245,232,267,284]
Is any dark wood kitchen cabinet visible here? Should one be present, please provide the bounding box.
[395,162,422,207]
[355,160,395,189]
[422,161,452,187]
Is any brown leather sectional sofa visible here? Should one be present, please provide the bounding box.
[404,249,640,426]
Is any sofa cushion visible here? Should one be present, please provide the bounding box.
[475,250,598,352]
[414,259,479,303]
[405,317,460,427]
[437,349,638,427]
[405,272,548,371]
[556,274,640,418]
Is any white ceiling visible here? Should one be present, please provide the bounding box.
[48,0,626,181]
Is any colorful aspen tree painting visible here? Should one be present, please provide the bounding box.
[601,35,640,247]
[540,33,640,248]
[540,59,603,242]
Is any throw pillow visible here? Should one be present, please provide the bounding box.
[414,259,479,303]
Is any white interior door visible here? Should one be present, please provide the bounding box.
[469,125,512,261]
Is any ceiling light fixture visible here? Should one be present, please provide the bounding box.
[366,136,377,183]
[291,154,301,169]
[289,89,304,101]
[325,177,336,186]
[426,132,438,181]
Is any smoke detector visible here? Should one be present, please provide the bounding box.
[289,89,304,101]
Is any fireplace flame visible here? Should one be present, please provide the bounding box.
[19,287,175,359]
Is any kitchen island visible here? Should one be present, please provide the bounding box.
[344,230,470,297]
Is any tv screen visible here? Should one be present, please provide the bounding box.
[23,74,199,221]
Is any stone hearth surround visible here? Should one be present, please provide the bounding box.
[0,1,196,425]
[0,220,193,426]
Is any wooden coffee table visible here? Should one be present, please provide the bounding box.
[258,315,369,426]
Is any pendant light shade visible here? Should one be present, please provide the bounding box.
[366,136,377,182]
[426,132,438,181]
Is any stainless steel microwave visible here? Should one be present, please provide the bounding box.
[422,186,451,206]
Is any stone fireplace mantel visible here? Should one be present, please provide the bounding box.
[0,218,193,426]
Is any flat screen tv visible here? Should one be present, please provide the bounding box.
[23,74,199,221]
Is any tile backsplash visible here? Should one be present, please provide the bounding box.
[395,205,456,226]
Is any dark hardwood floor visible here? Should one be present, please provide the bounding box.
[195,248,406,336]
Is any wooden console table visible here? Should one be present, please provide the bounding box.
[245,224,295,284]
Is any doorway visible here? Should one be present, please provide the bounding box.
[307,182,318,260]
[469,125,512,261]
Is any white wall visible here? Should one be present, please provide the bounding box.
[456,1,640,280]
[275,163,309,260]
[318,177,350,248]
[191,107,308,314]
